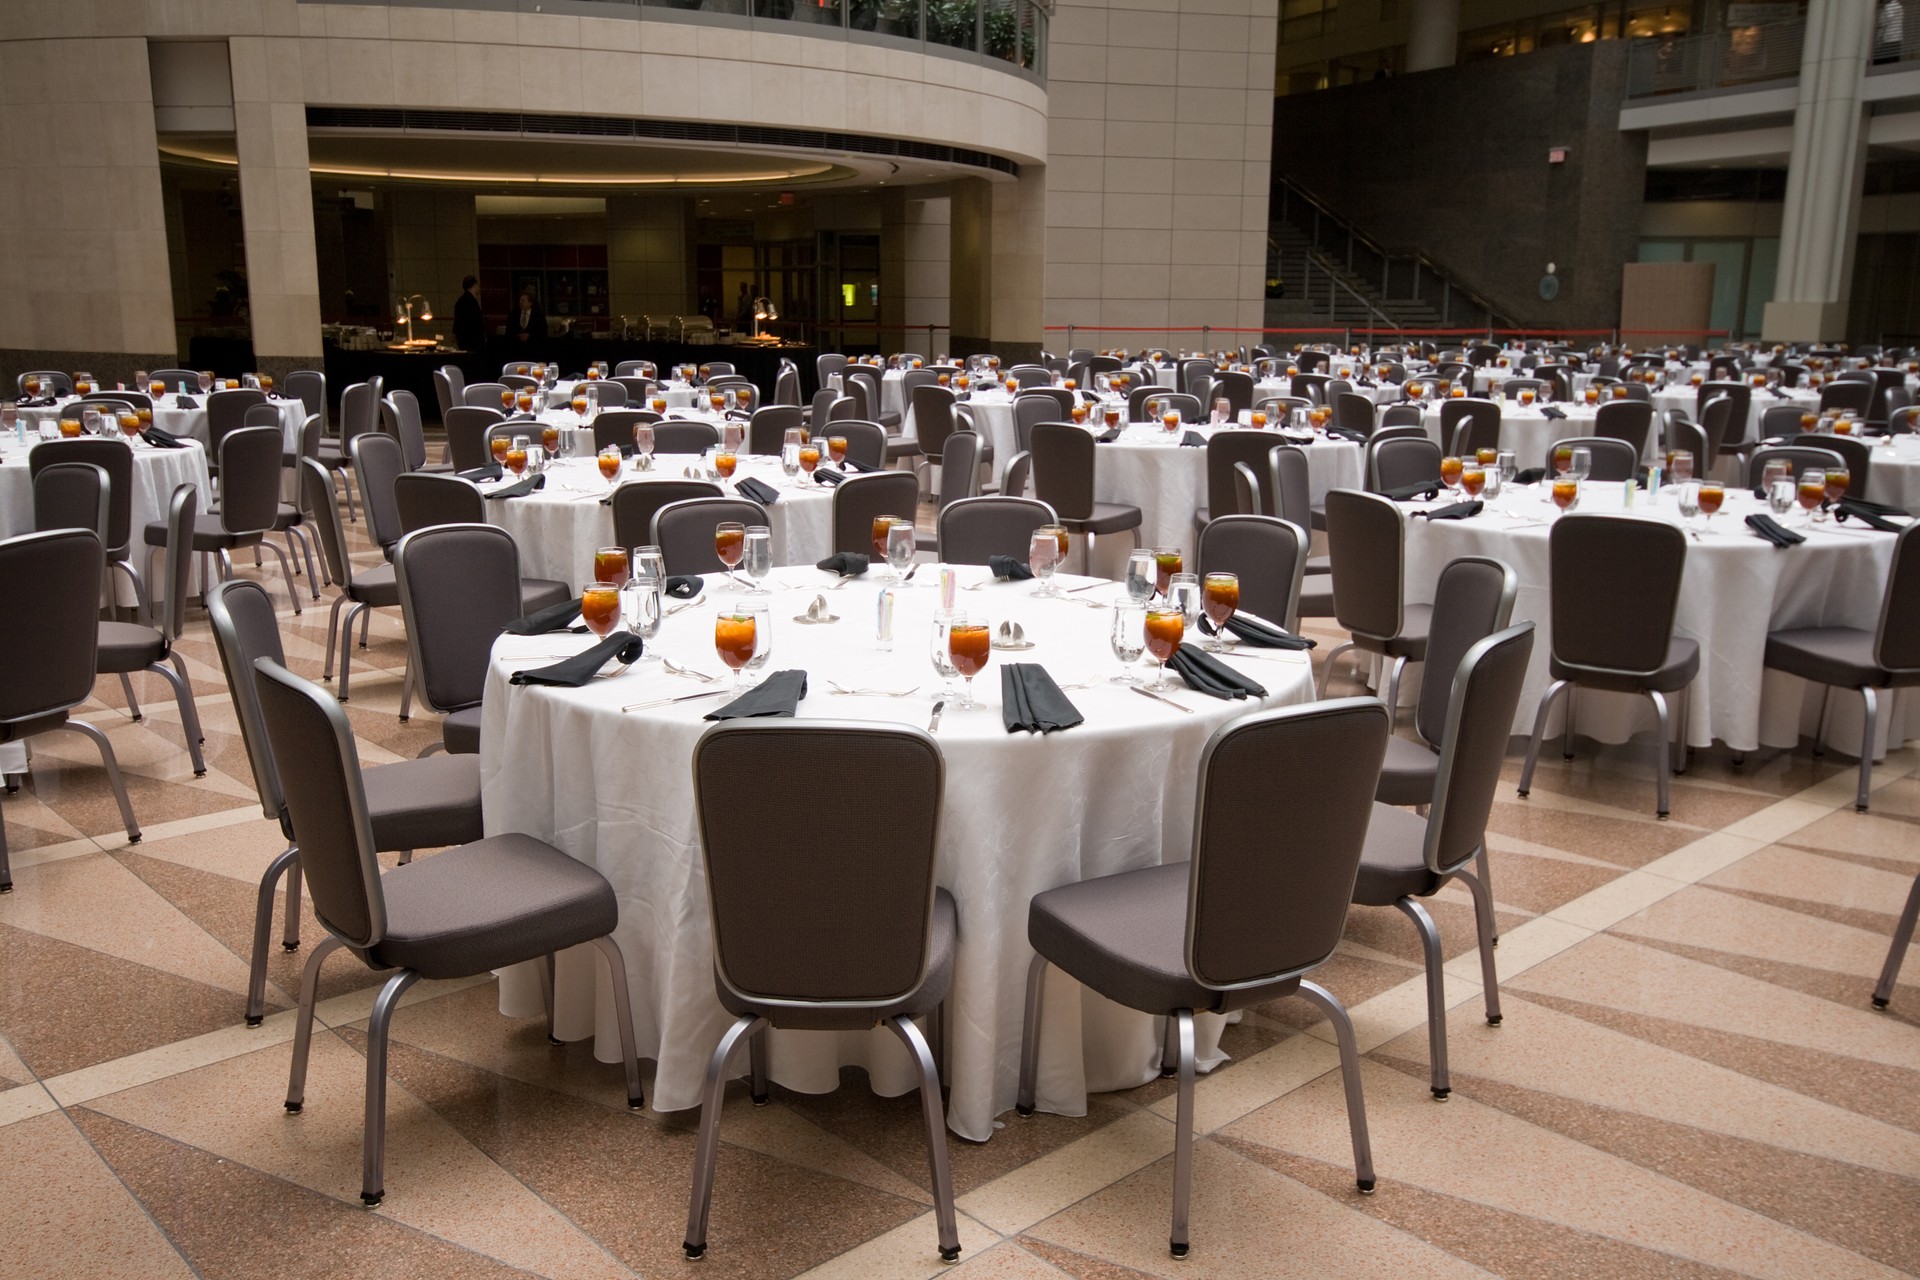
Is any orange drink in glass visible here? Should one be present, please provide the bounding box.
[1154,548,1182,595]
[1144,608,1184,685]
[541,426,560,452]
[827,435,848,464]
[715,450,737,478]
[1551,478,1578,511]
[798,443,820,474]
[1461,467,1486,497]
[580,585,622,637]
[593,546,631,586]
[490,436,510,463]
[715,522,746,568]
[597,448,621,481]
[505,443,528,475]
[714,613,757,680]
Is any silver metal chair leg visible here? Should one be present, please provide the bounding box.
[1395,897,1449,1099]
[1015,953,1048,1116]
[247,844,300,1025]
[359,605,372,648]
[1856,686,1879,813]
[1168,1008,1196,1259]
[337,603,366,701]
[1317,640,1355,697]
[265,539,304,616]
[745,1022,772,1105]
[1453,865,1502,1025]
[152,656,206,776]
[1295,981,1375,1192]
[683,1013,765,1259]
[586,934,645,1109]
[360,968,423,1206]
[1517,679,1570,798]
[1873,868,1920,1009]
[284,935,344,1109]
[60,721,139,843]
[1476,846,1497,947]
[283,860,303,950]
[889,1013,962,1263]
[116,673,144,722]
[1649,689,1672,819]
[927,1000,948,1078]
[399,665,414,723]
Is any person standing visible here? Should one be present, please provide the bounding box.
[509,289,546,343]
[453,274,484,351]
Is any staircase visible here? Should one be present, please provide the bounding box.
[1266,222,1445,334]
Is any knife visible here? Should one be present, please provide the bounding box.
[927,699,945,733]
[621,689,728,713]
[1131,685,1193,713]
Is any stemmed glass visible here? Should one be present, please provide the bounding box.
[1028,527,1060,595]
[886,520,916,580]
[1697,481,1725,532]
[1153,548,1182,598]
[594,545,630,587]
[715,521,746,580]
[714,612,757,688]
[632,545,667,588]
[1768,476,1795,517]
[739,601,772,684]
[1124,549,1156,604]
[597,446,622,484]
[1110,603,1147,682]
[580,584,622,638]
[929,611,960,699]
[1201,572,1238,650]
[620,574,662,656]
[1568,446,1592,485]
[505,436,530,476]
[1440,455,1464,500]
[1668,450,1694,486]
[1824,466,1851,509]
[1798,469,1829,524]
[946,614,991,709]
[742,526,773,594]
[633,423,654,467]
[1168,572,1202,639]
[1144,607,1184,688]
[1677,480,1700,529]
[197,371,214,395]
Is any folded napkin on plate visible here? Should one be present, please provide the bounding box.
[1514,467,1547,486]
[458,463,504,482]
[1745,513,1806,547]
[1417,500,1484,520]
[734,476,780,506]
[1382,481,1442,502]
[705,669,808,720]
[482,473,545,500]
[504,596,584,635]
[1095,427,1122,443]
[141,425,188,449]
[508,634,642,687]
[666,575,703,599]
[1169,643,1266,700]
[1197,613,1314,649]
[175,394,196,409]
[813,466,848,486]
[1001,664,1084,734]
[817,552,868,576]
[988,554,1033,581]
[1179,431,1207,447]
[1539,406,1568,420]
[1837,497,1906,531]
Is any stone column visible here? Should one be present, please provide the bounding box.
[1762,0,1872,343]
[228,35,323,378]
[1405,0,1461,74]
[608,196,691,331]
[950,171,1045,362]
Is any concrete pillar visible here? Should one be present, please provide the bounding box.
[229,36,323,374]
[1762,0,1872,343]
[608,196,691,329]
[386,188,477,339]
[950,171,1045,362]
[1405,0,1461,74]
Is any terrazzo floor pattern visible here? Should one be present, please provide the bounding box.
[0,490,1916,1279]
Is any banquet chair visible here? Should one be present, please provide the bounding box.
[1199,431,1281,534]
[1440,400,1499,459]
[817,353,849,386]
[1017,387,1075,420]
[1380,403,1424,429]
[1762,523,1920,813]
[26,437,145,615]
[612,377,654,405]
[1355,622,1535,1099]
[207,577,484,1024]
[31,462,109,547]
[936,496,1056,564]
[583,381,630,410]
[242,404,282,434]
[748,405,805,455]
[1518,516,1697,819]
[1747,445,1845,489]
[1017,699,1388,1259]
[96,483,207,775]
[1293,372,1335,405]
[615,359,658,379]
[0,529,143,889]
[1553,436,1637,482]
[1772,362,1808,389]
[1820,379,1874,417]
[144,426,303,615]
[803,388,839,427]
[58,398,136,426]
[773,361,801,407]
[1320,489,1431,719]
[500,361,535,378]
[843,369,895,430]
[1874,868,1920,1009]
[17,370,73,396]
[1435,362,1472,386]
[686,720,961,1264]
[1127,386,1200,423]
[1890,406,1920,436]
[1700,393,1760,478]
[206,388,267,471]
[351,432,408,562]
[1005,363,1052,390]
[1197,515,1308,632]
[443,406,505,471]
[1334,391,1376,436]
[1610,380,1651,403]
[1790,432,1874,497]
[1594,400,1654,460]
[1295,349,1332,373]
[1883,386,1911,425]
[828,420,888,471]
[832,471,921,557]
[393,524,528,753]
[1367,436,1443,493]
[997,450,1033,499]
[150,369,201,393]
[383,390,450,473]
[1029,424,1142,573]
[430,368,457,422]
[1759,403,1809,438]
[302,459,403,704]
[1695,380,1751,431]
[463,381,511,409]
[255,657,641,1207]
[915,430,978,554]
[645,420,716,455]
[1269,443,1331,560]
[1400,376,1443,403]
[320,378,383,522]
[653,497,771,575]
[586,410,644,455]
[1500,378,1547,400]
[83,390,153,414]
[1212,370,1255,418]
[1011,396,1061,459]
[911,383,963,473]
[610,480,722,550]
[389,475,569,627]
[438,364,466,402]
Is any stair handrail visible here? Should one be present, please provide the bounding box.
[1299,253,1402,336]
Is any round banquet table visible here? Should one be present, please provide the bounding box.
[1399,482,1919,755]
[1864,435,1920,511]
[19,393,305,451]
[481,454,834,590]
[1651,386,1819,444]
[903,390,1018,488]
[1416,400,1645,472]
[479,566,1315,1139]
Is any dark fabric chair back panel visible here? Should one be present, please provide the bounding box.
[1415,556,1518,750]
[1426,623,1536,873]
[1368,436,1443,492]
[832,471,921,556]
[1696,382,1751,437]
[206,579,290,821]
[299,459,353,589]
[590,410,658,455]
[32,462,109,546]
[1550,516,1685,675]
[1198,515,1306,633]
[243,404,282,431]
[1007,365,1052,390]
[149,370,198,394]
[341,380,384,444]
[1000,450,1032,499]
[748,405,805,455]
[0,530,104,727]
[842,378,874,423]
[1334,392,1375,436]
[444,406,506,471]
[463,382,511,409]
[1012,397,1060,457]
[1554,436,1638,482]
[1128,390,1202,423]
[911,384,959,460]
[1877,524,1920,673]
[1326,489,1404,641]
[1379,403,1423,429]
[937,496,1056,565]
[1295,350,1331,373]
[156,483,198,643]
[695,722,943,1005]
[1819,379,1873,416]
[937,430,979,511]
[1439,400,1499,459]
[500,374,539,392]
[584,381,629,409]
[807,388,840,425]
[1759,403,1809,437]
[1594,399,1654,456]
[1666,416,1708,470]
[394,474,484,534]
[653,497,771,575]
[439,364,466,397]
[220,427,287,536]
[1747,445,1844,488]
[772,364,800,407]
[252,659,385,947]
[615,360,656,379]
[207,388,268,459]
[393,524,524,712]
[1178,359,1213,398]
[1788,432,1872,497]
[1205,431,1278,519]
[613,376,655,404]
[1186,699,1390,994]
[350,431,408,551]
[431,369,455,421]
[1212,370,1255,417]
[1269,444,1315,531]
[1017,387,1074,420]
[29,438,134,554]
[609,480,723,550]
[653,421,721,456]
[829,421,888,470]
[1029,424,1097,521]
[817,354,849,385]
[387,391,429,470]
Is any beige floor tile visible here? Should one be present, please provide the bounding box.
[1705,844,1920,917]
[1613,882,1916,982]
[959,1109,1174,1237]
[0,1111,196,1279]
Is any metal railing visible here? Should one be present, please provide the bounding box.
[1624,18,1804,98]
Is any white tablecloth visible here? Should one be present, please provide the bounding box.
[1419,401,1625,471]
[903,391,1018,487]
[480,566,1315,1139]
[1865,436,1920,510]
[482,454,832,589]
[1652,386,1819,443]
[1401,484,1918,754]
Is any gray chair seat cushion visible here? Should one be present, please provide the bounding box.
[1550,636,1699,695]
[520,577,571,615]
[0,710,69,745]
[443,705,483,754]
[350,563,400,608]
[1298,579,1337,618]
[1351,802,1443,906]
[271,503,303,531]
[367,832,616,979]
[364,753,484,852]
[96,622,168,671]
[876,410,904,430]
[1765,626,1916,690]
[1062,503,1143,536]
[1375,734,1439,808]
[143,513,264,550]
[1028,863,1296,1016]
[887,437,924,462]
[720,888,958,1031]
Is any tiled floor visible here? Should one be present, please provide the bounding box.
[1,496,1916,1279]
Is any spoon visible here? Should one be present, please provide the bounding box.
[663,657,719,683]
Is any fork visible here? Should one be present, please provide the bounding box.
[663,657,719,683]
[825,680,921,697]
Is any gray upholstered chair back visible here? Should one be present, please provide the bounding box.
[1326,488,1405,642]
[1269,444,1314,532]
[341,379,384,445]
[500,374,538,392]
[1747,445,1843,487]
[18,371,74,396]
[1877,524,1920,674]
[1415,556,1517,750]
[1177,358,1213,398]
[937,496,1055,564]
[243,404,282,431]
[392,523,523,713]
[463,381,511,409]
[1129,388,1202,423]
[1017,387,1074,418]
[773,361,801,407]
[299,458,354,590]
[1206,430,1278,518]
[653,420,721,455]
[653,497,771,574]
[219,426,285,537]
[1212,370,1254,417]
[350,431,407,554]
[1759,403,1809,437]
[1553,436,1637,481]
[816,353,849,385]
[748,405,804,455]
[31,462,109,547]
[1696,380,1750,430]
[285,371,325,429]
[829,420,887,470]
[1819,378,1873,416]
[1011,395,1061,456]
[585,380,630,409]
[29,438,134,555]
[1184,698,1389,996]
[385,390,430,470]
[615,359,656,379]
[1198,514,1307,633]
[1000,450,1033,499]
[444,406,505,471]
[153,483,198,643]
[1029,424,1097,521]
[1789,431,1873,496]
[694,721,943,1009]
[1422,624,1536,874]
[1549,515,1685,677]
[1334,391,1375,436]
[206,579,290,824]
[590,409,656,455]
[431,369,456,421]
[394,473,484,534]
[807,388,841,425]
[1594,399,1653,456]
[1368,436,1443,492]
[1439,400,1499,458]
[0,531,104,730]
[832,471,920,556]
[1007,364,1053,389]
[609,479,722,550]
[208,388,267,460]
[612,376,654,404]
[1380,403,1423,428]
[936,430,978,511]
[911,384,959,461]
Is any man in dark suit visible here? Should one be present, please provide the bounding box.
[509,290,547,343]
[453,275,484,352]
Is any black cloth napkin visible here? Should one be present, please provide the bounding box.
[1417,500,1484,520]
[482,473,545,500]
[666,575,703,599]
[817,552,868,576]
[141,425,188,449]
[504,596,583,635]
[989,554,1033,581]
[508,634,642,687]
[1838,495,1910,517]
[813,466,848,486]
[1745,513,1806,547]
[1837,498,1905,532]
[1539,406,1568,420]
[1179,431,1206,447]
[1767,386,1790,399]
[735,476,780,506]
[845,458,881,473]
[175,394,196,409]
[705,669,808,720]
[1169,643,1266,700]
[458,463,504,482]
[1383,481,1441,501]
[1514,467,1547,486]
[1001,664,1084,734]
[1197,614,1314,649]
[1325,427,1370,444]
[1095,427,1123,443]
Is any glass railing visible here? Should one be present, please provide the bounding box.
[1625,18,1804,98]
